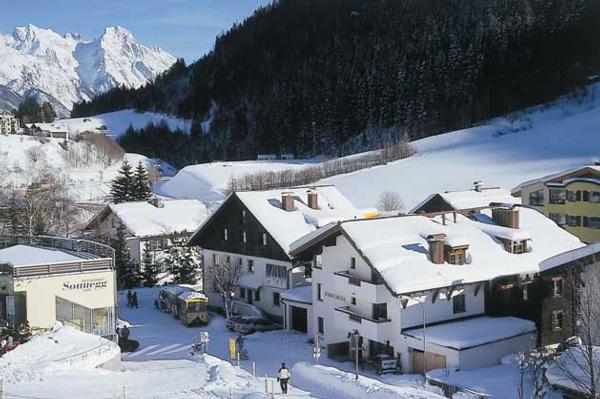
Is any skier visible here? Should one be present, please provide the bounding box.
[277,362,291,394]
[126,290,133,308]
[132,292,139,308]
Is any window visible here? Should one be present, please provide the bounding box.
[266,264,288,288]
[372,303,387,320]
[504,239,528,254]
[350,257,356,269]
[549,213,566,225]
[566,215,581,227]
[223,228,229,241]
[261,233,267,246]
[148,238,168,251]
[242,209,247,223]
[586,216,600,229]
[226,255,231,265]
[567,190,581,202]
[529,190,545,206]
[549,189,566,204]
[111,218,117,228]
[552,310,563,331]
[238,257,243,266]
[522,286,529,301]
[248,259,255,273]
[588,191,600,203]
[242,231,247,243]
[447,249,466,265]
[552,278,563,297]
[317,284,323,301]
[351,296,356,305]
[239,288,246,300]
[318,317,324,334]
[453,294,466,314]
[273,292,280,307]
[255,288,260,302]
[212,253,217,265]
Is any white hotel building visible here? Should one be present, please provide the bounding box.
[290,205,585,373]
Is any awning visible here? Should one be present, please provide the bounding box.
[239,273,262,290]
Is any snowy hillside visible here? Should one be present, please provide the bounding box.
[321,85,600,210]
[42,109,191,138]
[0,134,156,202]
[0,25,175,115]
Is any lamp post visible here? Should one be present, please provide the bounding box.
[348,329,361,380]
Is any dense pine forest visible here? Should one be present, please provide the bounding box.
[72,0,600,166]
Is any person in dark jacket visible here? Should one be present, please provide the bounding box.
[126,290,132,308]
[132,292,138,308]
[120,325,130,342]
[277,363,291,394]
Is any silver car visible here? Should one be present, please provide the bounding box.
[233,317,281,334]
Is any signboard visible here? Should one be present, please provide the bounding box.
[62,278,108,292]
[229,338,237,360]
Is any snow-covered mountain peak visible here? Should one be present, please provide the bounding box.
[0,25,176,116]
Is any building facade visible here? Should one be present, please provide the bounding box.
[290,205,586,373]
[0,112,21,135]
[0,236,117,338]
[513,165,600,243]
[188,186,360,323]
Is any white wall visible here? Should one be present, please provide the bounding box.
[203,249,296,320]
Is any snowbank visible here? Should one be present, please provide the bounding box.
[292,362,445,399]
[0,324,120,383]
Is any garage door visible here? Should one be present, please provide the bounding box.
[291,306,308,333]
[411,349,446,374]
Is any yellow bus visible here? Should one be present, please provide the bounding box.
[157,285,209,326]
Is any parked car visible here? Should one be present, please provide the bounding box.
[225,315,245,331]
[233,317,281,334]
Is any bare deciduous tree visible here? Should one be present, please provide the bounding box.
[206,254,241,317]
[518,348,552,399]
[377,191,403,212]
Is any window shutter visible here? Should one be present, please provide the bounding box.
[583,191,590,201]
[583,216,589,227]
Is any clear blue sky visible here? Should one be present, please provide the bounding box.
[0,0,272,63]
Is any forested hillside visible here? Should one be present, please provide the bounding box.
[72,0,600,164]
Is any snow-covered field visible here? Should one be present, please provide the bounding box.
[321,85,600,210]
[45,109,192,138]
[0,133,158,202]
[158,159,320,207]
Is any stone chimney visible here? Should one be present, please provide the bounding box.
[492,207,520,229]
[427,233,447,264]
[307,190,319,210]
[282,193,295,211]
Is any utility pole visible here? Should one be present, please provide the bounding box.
[422,296,427,379]
[348,329,361,380]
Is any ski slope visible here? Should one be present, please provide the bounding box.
[321,85,600,210]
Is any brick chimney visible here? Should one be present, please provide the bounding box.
[307,190,319,209]
[282,193,295,211]
[427,233,447,264]
[492,207,520,229]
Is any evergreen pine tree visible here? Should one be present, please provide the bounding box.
[111,223,141,288]
[133,161,153,201]
[163,233,201,285]
[110,160,135,203]
[141,241,159,287]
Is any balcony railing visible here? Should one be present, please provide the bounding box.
[334,270,384,287]
[335,306,391,324]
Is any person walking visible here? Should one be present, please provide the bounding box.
[126,290,132,308]
[132,292,139,308]
[277,362,291,394]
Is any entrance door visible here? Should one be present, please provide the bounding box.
[291,306,307,333]
[247,290,253,305]
[411,349,446,374]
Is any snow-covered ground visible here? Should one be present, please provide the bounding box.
[0,133,165,203]
[321,85,600,210]
[158,159,319,207]
[45,109,192,138]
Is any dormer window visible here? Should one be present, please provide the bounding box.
[447,248,466,265]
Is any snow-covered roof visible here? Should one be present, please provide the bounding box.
[235,186,360,254]
[0,245,98,267]
[281,286,312,304]
[539,242,600,272]
[292,207,584,294]
[104,199,209,238]
[411,187,519,213]
[547,346,600,394]
[512,165,600,194]
[178,291,207,301]
[403,316,536,350]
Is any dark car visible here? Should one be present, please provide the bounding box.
[233,317,281,334]
[225,315,245,331]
